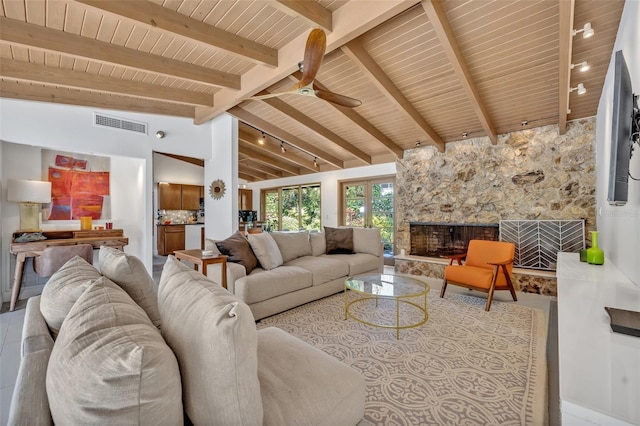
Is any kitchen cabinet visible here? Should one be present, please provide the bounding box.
[158,183,182,210]
[182,185,201,210]
[157,225,185,255]
[158,183,204,210]
[239,189,253,210]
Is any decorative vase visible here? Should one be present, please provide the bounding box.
[586,231,604,265]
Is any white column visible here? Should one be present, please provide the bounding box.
[205,114,238,240]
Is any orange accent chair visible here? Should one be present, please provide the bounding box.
[440,240,517,311]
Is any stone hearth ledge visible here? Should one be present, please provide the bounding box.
[394,255,557,296]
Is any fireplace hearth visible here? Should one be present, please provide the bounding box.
[410,222,499,257]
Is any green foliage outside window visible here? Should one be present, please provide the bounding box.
[263,185,321,231]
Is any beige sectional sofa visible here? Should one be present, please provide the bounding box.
[9,246,365,425]
[205,227,384,320]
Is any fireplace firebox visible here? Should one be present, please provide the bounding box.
[409,222,499,257]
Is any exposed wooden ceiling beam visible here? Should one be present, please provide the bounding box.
[238,167,269,181]
[0,17,240,89]
[297,73,404,158]
[271,0,333,32]
[558,0,575,135]
[76,0,278,68]
[195,0,419,124]
[239,172,257,182]
[239,130,317,173]
[258,93,371,164]
[239,157,285,179]
[239,144,307,175]
[239,155,295,177]
[0,80,194,117]
[156,152,204,167]
[0,59,213,106]
[230,106,344,168]
[341,39,445,152]
[421,0,497,145]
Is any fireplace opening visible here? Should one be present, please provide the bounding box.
[410,222,499,257]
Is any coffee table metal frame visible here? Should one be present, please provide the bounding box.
[344,273,430,339]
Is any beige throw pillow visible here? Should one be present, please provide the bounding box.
[98,246,161,328]
[247,232,283,270]
[353,227,382,256]
[309,232,326,256]
[40,256,101,336]
[270,231,311,262]
[325,227,355,254]
[46,277,183,425]
[158,256,263,425]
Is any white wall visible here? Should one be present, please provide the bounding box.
[596,0,640,286]
[0,99,218,302]
[153,152,204,185]
[247,163,396,228]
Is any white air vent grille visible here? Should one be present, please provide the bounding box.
[94,113,147,134]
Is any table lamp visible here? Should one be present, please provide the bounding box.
[7,179,52,231]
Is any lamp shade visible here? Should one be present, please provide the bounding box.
[7,179,52,203]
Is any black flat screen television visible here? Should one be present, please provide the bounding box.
[607,50,636,206]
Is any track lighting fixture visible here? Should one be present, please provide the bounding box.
[258,132,265,145]
[571,61,590,72]
[280,142,287,153]
[569,83,587,95]
[572,22,594,39]
[461,132,468,138]
[313,157,318,168]
[415,141,421,147]
[521,120,528,126]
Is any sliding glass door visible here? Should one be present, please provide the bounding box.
[262,184,321,231]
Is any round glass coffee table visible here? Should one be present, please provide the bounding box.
[344,273,430,339]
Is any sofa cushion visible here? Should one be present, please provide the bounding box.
[270,231,311,263]
[39,255,101,336]
[46,277,183,425]
[285,255,349,286]
[309,232,326,256]
[216,231,259,274]
[248,232,283,270]
[257,327,365,426]
[353,227,382,256]
[324,253,382,276]
[98,246,161,328]
[235,266,313,304]
[158,256,263,425]
[325,227,354,254]
[8,296,54,426]
[204,238,222,255]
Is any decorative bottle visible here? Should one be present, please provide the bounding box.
[586,230,604,265]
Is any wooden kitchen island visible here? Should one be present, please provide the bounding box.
[9,229,128,311]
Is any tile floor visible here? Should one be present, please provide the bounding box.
[0,263,559,425]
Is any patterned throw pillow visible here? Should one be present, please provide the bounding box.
[215,231,259,273]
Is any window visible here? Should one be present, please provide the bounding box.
[261,184,321,231]
[341,177,395,256]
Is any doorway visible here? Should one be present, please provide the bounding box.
[339,176,395,265]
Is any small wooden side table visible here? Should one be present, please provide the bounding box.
[173,249,228,289]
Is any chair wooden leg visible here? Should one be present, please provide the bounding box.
[502,265,518,301]
[485,266,500,311]
[440,277,448,298]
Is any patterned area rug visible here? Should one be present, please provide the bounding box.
[257,290,547,426]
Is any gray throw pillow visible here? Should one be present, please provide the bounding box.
[215,231,259,273]
[46,277,183,425]
[158,256,263,425]
[270,231,312,262]
[98,246,161,328]
[325,226,355,254]
[247,232,283,270]
[40,256,102,336]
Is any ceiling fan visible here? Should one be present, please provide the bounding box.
[246,29,362,108]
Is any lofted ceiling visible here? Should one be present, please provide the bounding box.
[0,0,626,182]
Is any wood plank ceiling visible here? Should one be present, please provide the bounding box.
[0,0,625,182]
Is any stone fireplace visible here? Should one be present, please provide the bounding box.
[410,222,499,257]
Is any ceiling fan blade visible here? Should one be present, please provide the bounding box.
[314,89,362,108]
[245,92,288,101]
[298,29,326,87]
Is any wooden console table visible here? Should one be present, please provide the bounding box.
[9,229,128,311]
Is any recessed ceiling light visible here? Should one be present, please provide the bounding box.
[521,120,528,126]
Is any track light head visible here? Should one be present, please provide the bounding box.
[570,83,586,95]
[280,142,286,153]
[571,61,590,72]
[313,157,318,168]
[572,22,594,39]
[258,132,265,145]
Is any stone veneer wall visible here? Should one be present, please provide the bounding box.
[395,118,597,296]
